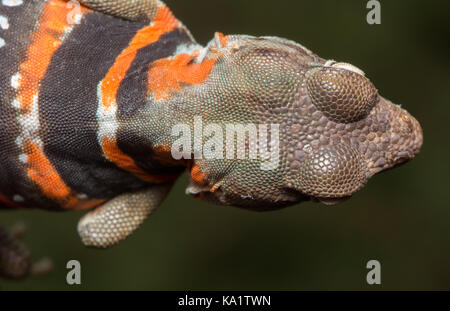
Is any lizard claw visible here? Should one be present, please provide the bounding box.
[30,257,54,277]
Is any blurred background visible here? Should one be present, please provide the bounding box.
[1,0,450,290]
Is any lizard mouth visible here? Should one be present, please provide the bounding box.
[311,196,351,206]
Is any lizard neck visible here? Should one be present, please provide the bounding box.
[122,33,240,165]
[120,43,222,163]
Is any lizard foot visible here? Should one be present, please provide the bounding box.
[0,223,31,279]
[0,223,54,279]
[78,184,172,248]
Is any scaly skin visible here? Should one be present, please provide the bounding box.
[131,34,423,208]
[0,0,423,278]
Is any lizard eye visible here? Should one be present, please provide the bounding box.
[296,144,369,199]
[305,66,379,123]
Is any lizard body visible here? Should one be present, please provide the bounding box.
[0,0,423,278]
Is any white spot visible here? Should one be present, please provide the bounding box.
[0,15,9,30]
[16,94,44,151]
[11,99,21,109]
[77,193,88,199]
[214,32,223,48]
[2,0,23,6]
[324,59,336,67]
[18,153,28,163]
[174,43,203,57]
[11,73,21,89]
[17,95,40,133]
[96,82,118,146]
[195,46,209,63]
[0,37,5,48]
[13,194,24,203]
[15,136,22,147]
[73,13,82,24]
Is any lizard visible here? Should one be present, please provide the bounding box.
[0,0,423,279]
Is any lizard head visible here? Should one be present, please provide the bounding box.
[184,34,423,208]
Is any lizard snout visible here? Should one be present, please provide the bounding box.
[388,106,423,166]
[365,98,423,175]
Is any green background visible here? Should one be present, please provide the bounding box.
[1,0,450,290]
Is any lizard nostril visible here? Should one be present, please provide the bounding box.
[400,112,417,133]
[401,114,410,123]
